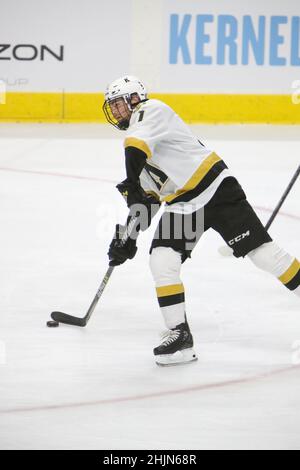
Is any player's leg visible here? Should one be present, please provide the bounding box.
[247,242,300,297]
[149,246,186,329]
[149,211,202,365]
[149,246,197,365]
[208,177,299,297]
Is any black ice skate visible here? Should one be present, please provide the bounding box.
[153,322,198,366]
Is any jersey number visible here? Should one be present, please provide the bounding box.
[138,110,145,122]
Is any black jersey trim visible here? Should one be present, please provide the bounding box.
[165,159,228,205]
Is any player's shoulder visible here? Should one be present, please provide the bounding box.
[132,98,172,120]
[140,98,169,110]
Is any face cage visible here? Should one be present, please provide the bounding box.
[102,96,131,131]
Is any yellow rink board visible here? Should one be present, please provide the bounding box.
[0,92,300,124]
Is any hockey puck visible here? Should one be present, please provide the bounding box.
[47,320,59,328]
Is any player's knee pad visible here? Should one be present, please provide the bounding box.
[247,241,294,277]
[149,247,182,286]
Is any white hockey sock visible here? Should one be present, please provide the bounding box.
[248,241,300,296]
[149,247,186,329]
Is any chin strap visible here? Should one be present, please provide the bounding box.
[117,119,130,130]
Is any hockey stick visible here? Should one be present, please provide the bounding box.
[50,216,138,327]
[218,164,300,257]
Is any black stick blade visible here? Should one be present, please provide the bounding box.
[51,311,87,327]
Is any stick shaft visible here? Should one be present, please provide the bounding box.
[83,216,138,323]
[265,164,300,231]
[51,216,139,326]
[84,266,115,323]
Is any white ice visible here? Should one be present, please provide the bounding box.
[0,123,299,450]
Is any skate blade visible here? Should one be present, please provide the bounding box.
[155,348,198,367]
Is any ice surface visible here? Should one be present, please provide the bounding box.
[0,123,299,450]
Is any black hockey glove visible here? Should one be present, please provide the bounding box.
[116,179,160,231]
[108,223,138,266]
[116,179,154,207]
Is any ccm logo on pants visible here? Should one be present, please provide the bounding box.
[228,230,250,246]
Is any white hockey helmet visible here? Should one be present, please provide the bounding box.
[103,75,148,130]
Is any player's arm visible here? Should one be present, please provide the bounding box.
[117,108,157,206]
[116,145,149,207]
[125,145,147,185]
[116,145,160,226]
[108,147,160,266]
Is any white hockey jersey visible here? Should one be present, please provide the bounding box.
[124,99,231,214]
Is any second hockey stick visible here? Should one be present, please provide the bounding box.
[50,216,138,327]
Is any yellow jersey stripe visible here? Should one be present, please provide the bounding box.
[156,283,185,297]
[146,190,160,201]
[278,259,300,284]
[124,137,152,159]
[163,152,221,203]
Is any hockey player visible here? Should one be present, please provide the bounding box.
[103,75,300,366]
